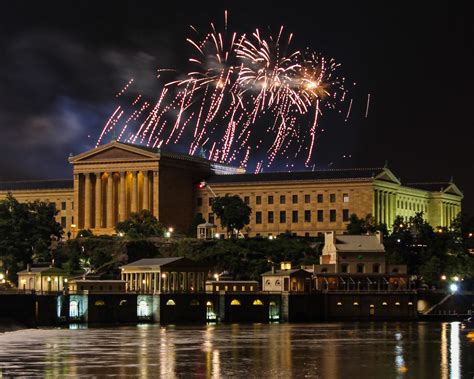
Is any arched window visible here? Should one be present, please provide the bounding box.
[119,300,127,306]
[341,264,349,273]
[253,299,263,306]
[230,299,241,306]
[206,301,213,307]
[356,264,364,273]
[265,280,271,285]
[166,299,176,306]
[373,264,380,273]
[94,300,105,306]
[190,299,200,306]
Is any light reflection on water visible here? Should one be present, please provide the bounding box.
[0,322,473,378]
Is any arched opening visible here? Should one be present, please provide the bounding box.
[230,299,241,306]
[166,299,176,306]
[94,300,105,306]
[190,299,200,306]
[206,300,217,320]
[269,301,279,320]
[253,299,263,306]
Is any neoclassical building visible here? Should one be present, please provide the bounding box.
[0,141,463,237]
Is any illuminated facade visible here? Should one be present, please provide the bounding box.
[0,141,463,237]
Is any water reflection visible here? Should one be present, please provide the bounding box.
[0,322,473,378]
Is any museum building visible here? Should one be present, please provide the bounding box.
[0,141,463,237]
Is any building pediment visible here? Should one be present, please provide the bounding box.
[374,168,401,185]
[69,141,159,164]
[442,183,463,197]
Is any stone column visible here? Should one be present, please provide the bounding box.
[153,171,159,218]
[373,190,378,223]
[106,173,114,228]
[95,173,102,229]
[131,171,138,213]
[73,173,80,229]
[119,172,127,221]
[143,171,149,210]
[84,173,92,229]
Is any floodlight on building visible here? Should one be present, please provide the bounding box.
[64,278,68,283]
[54,277,58,282]
[450,283,458,293]
[47,277,51,282]
[268,235,274,240]
[142,280,146,284]
[21,279,26,284]
[161,273,166,278]
[214,273,219,281]
[118,232,125,237]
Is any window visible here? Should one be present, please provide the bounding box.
[215,285,219,291]
[230,299,241,306]
[253,299,263,306]
[341,263,349,273]
[305,232,310,237]
[268,211,274,223]
[357,264,364,273]
[197,197,203,206]
[280,211,286,223]
[304,210,311,223]
[233,286,237,291]
[292,210,298,223]
[244,196,250,205]
[241,286,246,291]
[250,286,254,291]
[343,193,349,203]
[71,201,74,210]
[304,194,310,203]
[330,194,336,203]
[268,195,274,204]
[256,211,262,224]
[342,209,350,222]
[280,195,286,204]
[256,196,261,205]
[317,210,324,222]
[373,264,380,273]
[330,209,336,222]
[166,299,176,306]
[208,213,215,224]
[61,202,66,210]
[209,198,214,206]
[317,194,323,203]
[61,217,66,228]
[197,212,203,220]
[292,194,298,204]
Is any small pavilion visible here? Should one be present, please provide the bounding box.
[197,222,217,240]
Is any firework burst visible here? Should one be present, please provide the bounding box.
[96,13,350,170]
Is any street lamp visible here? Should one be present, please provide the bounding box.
[453,276,460,282]
[441,275,447,281]
[450,283,458,293]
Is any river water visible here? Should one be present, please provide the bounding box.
[0,322,473,378]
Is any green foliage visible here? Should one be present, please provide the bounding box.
[211,195,251,237]
[77,229,93,238]
[346,213,387,235]
[115,210,165,239]
[185,213,206,237]
[0,193,62,281]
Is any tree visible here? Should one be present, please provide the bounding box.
[211,195,251,238]
[115,210,165,239]
[346,213,387,235]
[0,193,63,282]
[185,213,206,237]
[77,229,94,238]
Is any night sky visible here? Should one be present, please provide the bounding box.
[1,2,473,212]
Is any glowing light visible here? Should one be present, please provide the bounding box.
[453,276,460,282]
[441,275,447,281]
[94,13,349,171]
[450,283,458,293]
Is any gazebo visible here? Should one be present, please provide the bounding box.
[197,222,217,240]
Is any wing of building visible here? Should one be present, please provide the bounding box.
[0,141,463,237]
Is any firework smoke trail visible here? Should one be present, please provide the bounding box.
[365,93,371,118]
[96,13,349,171]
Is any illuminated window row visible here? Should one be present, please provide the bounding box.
[336,301,414,306]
